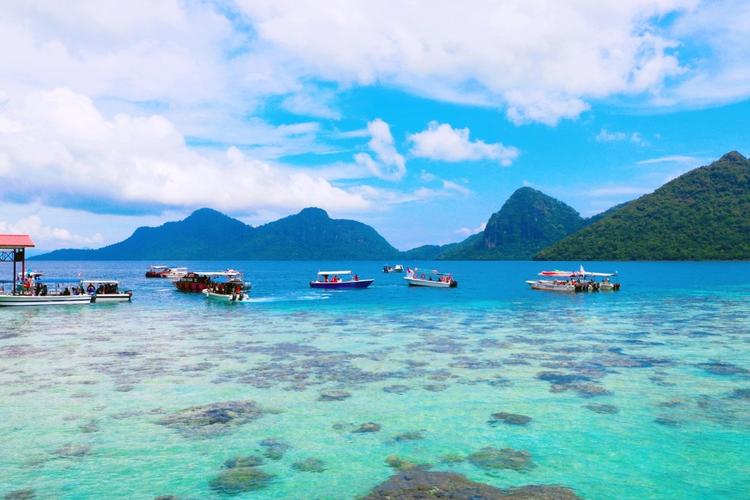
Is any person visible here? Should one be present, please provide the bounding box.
[62,287,70,296]
[87,283,95,295]
[353,274,359,281]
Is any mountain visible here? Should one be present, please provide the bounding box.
[536,151,750,260]
[437,187,586,259]
[35,207,400,260]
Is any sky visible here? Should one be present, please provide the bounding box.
[0,0,748,251]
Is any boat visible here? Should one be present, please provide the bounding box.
[174,270,242,293]
[145,265,171,278]
[383,264,404,273]
[309,270,374,289]
[202,274,251,302]
[0,234,92,307]
[165,267,188,280]
[81,279,133,302]
[527,266,620,293]
[404,268,457,288]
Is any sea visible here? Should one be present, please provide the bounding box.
[1,260,749,499]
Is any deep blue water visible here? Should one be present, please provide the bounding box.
[1,261,749,499]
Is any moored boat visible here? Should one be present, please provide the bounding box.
[309,270,373,289]
[525,279,577,293]
[145,265,171,278]
[202,275,251,302]
[165,267,188,280]
[527,266,620,293]
[174,270,241,293]
[404,268,457,288]
[81,279,133,302]
[383,264,404,273]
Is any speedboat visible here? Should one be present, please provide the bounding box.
[81,279,133,302]
[525,279,577,293]
[404,268,457,288]
[0,277,93,306]
[383,264,404,273]
[145,265,170,278]
[174,270,241,293]
[309,270,373,289]
[528,266,620,293]
[202,274,251,302]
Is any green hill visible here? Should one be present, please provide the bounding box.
[35,207,400,260]
[439,187,586,259]
[535,151,750,260]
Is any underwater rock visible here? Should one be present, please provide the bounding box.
[209,466,274,494]
[393,431,424,442]
[157,400,265,437]
[154,496,179,500]
[53,444,91,458]
[353,422,381,433]
[423,383,449,392]
[729,388,750,400]
[224,455,264,469]
[439,453,465,464]
[657,399,687,408]
[467,447,534,472]
[585,404,619,414]
[4,489,35,500]
[259,438,290,460]
[384,455,429,471]
[654,416,681,427]
[488,412,532,426]
[318,389,351,401]
[696,361,749,376]
[78,420,100,433]
[536,371,591,385]
[332,422,357,432]
[292,458,326,473]
[383,384,411,394]
[362,470,580,499]
[551,382,612,398]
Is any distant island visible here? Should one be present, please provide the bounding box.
[34,151,749,261]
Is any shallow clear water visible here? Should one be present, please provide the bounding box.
[1,261,749,499]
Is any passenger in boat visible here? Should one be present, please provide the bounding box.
[353,274,359,281]
[87,283,95,295]
[62,287,70,296]
[41,285,48,296]
[72,287,79,295]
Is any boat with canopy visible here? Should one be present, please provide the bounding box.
[202,273,251,302]
[145,265,170,278]
[309,270,374,289]
[526,265,620,292]
[0,235,92,306]
[383,264,404,273]
[81,279,133,302]
[174,270,242,293]
[404,267,458,288]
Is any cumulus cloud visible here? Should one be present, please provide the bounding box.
[354,118,406,180]
[0,215,103,248]
[0,88,370,213]
[456,222,486,237]
[236,0,695,124]
[409,121,519,165]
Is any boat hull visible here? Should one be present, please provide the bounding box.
[526,280,576,293]
[404,277,457,288]
[203,290,250,302]
[93,293,132,303]
[0,294,93,306]
[174,281,208,293]
[309,279,374,289]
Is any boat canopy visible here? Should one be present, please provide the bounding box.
[148,265,169,270]
[318,270,351,275]
[36,277,85,284]
[81,279,119,285]
[539,265,616,278]
[192,271,241,277]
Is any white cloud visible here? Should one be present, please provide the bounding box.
[586,185,652,197]
[596,129,645,145]
[236,0,695,125]
[280,89,341,120]
[456,222,486,237]
[409,121,519,165]
[354,118,406,180]
[0,215,103,248]
[637,154,702,165]
[0,88,371,213]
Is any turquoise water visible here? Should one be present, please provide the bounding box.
[1,261,749,499]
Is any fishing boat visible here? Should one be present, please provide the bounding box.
[309,270,373,289]
[81,279,133,302]
[383,264,404,273]
[0,235,92,307]
[174,270,241,293]
[202,274,251,302]
[404,267,457,288]
[145,265,171,278]
[525,279,578,293]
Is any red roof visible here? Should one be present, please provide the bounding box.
[0,234,35,248]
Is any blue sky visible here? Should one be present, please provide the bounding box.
[0,1,748,251]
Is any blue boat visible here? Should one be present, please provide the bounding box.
[309,270,374,289]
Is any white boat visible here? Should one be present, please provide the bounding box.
[0,276,94,306]
[202,272,251,302]
[0,293,92,306]
[404,268,457,288]
[202,289,250,302]
[165,267,188,280]
[383,264,404,273]
[525,279,577,293]
[81,279,133,303]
